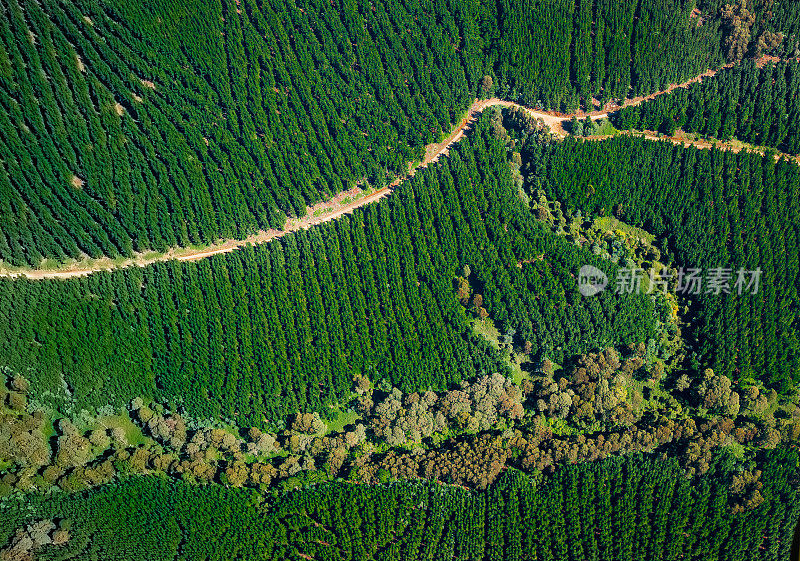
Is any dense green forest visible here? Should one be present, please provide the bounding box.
[3,0,800,557]
[699,0,800,58]
[2,114,796,506]
[2,450,798,561]
[0,0,730,267]
[0,117,656,425]
[613,60,800,153]
[524,135,800,394]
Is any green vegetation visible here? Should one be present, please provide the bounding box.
[614,60,800,153]
[0,116,657,425]
[593,216,656,244]
[591,117,620,136]
[3,0,800,557]
[2,450,798,561]
[1,111,797,513]
[3,334,796,496]
[472,316,532,385]
[525,135,800,395]
[1,0,731,267]
[699,0,800,61]
[568,116,619,137]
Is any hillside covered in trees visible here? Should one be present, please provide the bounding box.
[0,0,745,267]
[613,60,800,153]
[0,118,657,424]
[2,0,800,558]
[0,112,798,552]
[1,451,798,561]
[524,135,800,395]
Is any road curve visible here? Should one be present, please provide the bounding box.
[1,65,735,280]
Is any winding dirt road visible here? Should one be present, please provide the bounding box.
[0,64,759,280]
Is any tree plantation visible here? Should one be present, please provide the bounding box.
[0,0,745,267]
[525,135,800,395]
[2,0,800,558]
[0,118,656,425]
[1,451,798,561]
[1,109,799,557]
[613,60,800,153]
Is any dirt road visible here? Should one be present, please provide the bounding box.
[3,101,517,280]
[2,186,395,279]
[607,129,800,163]
[0,64,743,280]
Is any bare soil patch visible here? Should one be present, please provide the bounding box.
[7,64,758,280]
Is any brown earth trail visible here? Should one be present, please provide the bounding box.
[0,64,759,280]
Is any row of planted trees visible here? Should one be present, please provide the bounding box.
[0,116,657,426]
[1,449,798,561]
[0,0,748,265]
[614,60,800,154]
[524,134,800,395]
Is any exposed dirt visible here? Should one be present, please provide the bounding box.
[2,186,394,279]
[4,63,769,280]
[754,55,800,68]
[597,129,800,163]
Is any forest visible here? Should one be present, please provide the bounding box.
[523,134,800,395]
[0,331,795,497]
[0,118,656,425]
[2,0,800,558]
[613,60,800,153]
[0,113,797,515]
[1,0,735,267]
[1,450,798,561]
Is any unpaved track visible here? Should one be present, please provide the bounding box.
[1,64,752,280]
[606,130,800,163]
[2,186,395,279]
